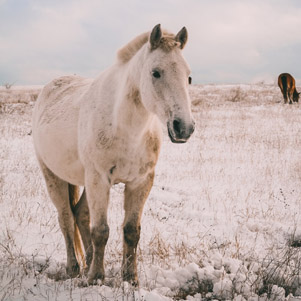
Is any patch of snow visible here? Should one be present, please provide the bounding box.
[1,84,301,300]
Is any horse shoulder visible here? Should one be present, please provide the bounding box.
[145,130,161,156]
[137,127,162,176]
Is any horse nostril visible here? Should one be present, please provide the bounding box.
[173,119,182,136]
[168,118,194,142]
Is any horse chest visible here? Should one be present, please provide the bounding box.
[103,134,160,185]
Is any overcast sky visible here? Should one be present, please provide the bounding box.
[1,0,301,85]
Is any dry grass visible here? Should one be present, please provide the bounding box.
[0,86,41,114]
[1,83,301,299]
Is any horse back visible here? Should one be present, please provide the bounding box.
[37,75,92,108]
[33,75,92,185]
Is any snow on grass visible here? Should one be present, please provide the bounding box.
[0,86,41,109]
[0,84,301,300]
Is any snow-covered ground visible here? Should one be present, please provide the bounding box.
[1,83,301,300]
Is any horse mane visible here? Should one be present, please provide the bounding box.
[117,30,178,64]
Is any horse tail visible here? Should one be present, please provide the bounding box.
[281,75,288,100]
[68,184,86,269]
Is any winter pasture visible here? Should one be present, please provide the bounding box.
[0,83,301,300]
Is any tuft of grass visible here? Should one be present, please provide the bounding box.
[174,273,213,300]
[257,247,301,297]
[148,231,171,266]
[225,87,246,102]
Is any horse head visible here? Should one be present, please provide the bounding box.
[293,91,300,102]
[140,24,195,143]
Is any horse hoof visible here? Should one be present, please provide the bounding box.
[130,279,139,287]
[88,278,104,286]
[88,271,105,286]
[122,272,139,287]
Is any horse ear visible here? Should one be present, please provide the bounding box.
[150,24,162,50]
[175,27,188,49]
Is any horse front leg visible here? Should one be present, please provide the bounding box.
[85,170,110,285]
[289,92,293,104]
[123,172,154,285]
[289,90,295,104]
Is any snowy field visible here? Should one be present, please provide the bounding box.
[0,83,301,300]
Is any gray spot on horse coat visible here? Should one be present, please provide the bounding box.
[96,131,112,148]
[109,165,116,175]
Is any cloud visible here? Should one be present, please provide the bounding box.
[180,1,301,83]
[1,0,301,84]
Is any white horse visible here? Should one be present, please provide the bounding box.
[32,24,195,285]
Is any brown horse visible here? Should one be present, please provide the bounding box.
[278,73,300,104]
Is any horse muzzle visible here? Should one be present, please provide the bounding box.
[167,118,195,143]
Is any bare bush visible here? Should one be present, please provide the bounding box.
[3,82,15,90]
[226,87,246,102]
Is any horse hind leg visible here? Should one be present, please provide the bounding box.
[280,76,288,104]
[73,188,93,272]
[38,158,80,277]
[281,89,289,104]
[279,88,287,103]
[288,90,293,104]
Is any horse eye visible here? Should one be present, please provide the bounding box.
[152,71,161,79]
[188,76,192,85]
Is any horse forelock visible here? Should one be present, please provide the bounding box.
[158,36,180,52]
[117,30,179,64]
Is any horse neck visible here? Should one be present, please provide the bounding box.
[114,48,156,138]
[293,88,298,96]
